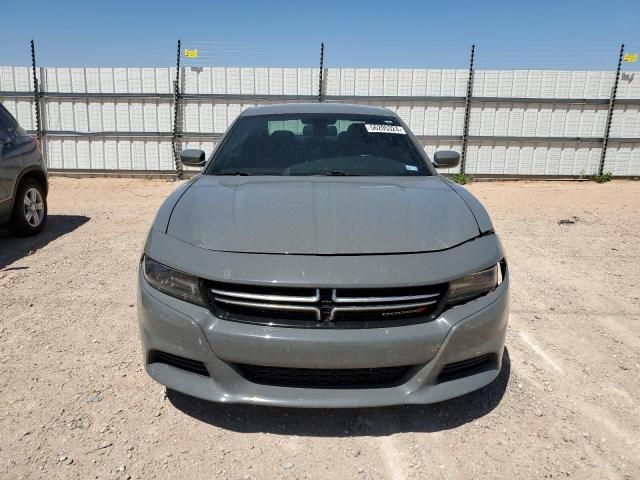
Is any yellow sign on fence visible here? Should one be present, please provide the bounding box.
[623,53,638,63]
[184,49,198,59]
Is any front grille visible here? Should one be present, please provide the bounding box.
[204,281,446,329]
[436,354,495,383]
[148,350,210,377]
[236,364,415,389]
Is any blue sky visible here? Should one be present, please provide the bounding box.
[2,0,639,71]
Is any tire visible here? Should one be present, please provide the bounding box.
[11,179,47,236]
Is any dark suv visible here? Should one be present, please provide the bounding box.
[0,103,48,236]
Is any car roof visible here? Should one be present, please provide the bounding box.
[240,103,397,117]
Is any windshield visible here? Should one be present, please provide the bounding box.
[206,113,432,176]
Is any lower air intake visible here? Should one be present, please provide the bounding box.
[148,350,210,377]
[436,354,496,383]
[236,364,415,389]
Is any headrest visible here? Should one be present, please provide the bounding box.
[269,130,295,140]
[303,124,335,136]
[346,123,367,136]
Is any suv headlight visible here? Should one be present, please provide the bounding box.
[447,262,504,305]
[142,256,206,306]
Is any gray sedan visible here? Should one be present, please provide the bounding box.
[137,103,509,408]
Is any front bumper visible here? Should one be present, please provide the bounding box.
[137,266,509,408]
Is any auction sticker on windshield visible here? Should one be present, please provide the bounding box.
[365,124,406,134]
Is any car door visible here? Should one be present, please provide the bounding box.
[0,105,25,219]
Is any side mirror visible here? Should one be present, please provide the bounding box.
[180,149,206,166]
[433,151,460,168]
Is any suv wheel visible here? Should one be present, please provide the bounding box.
[12,179,47,236]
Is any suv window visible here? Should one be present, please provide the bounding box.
[206,113,431,177]
[0,108,10,137]
[0,105,25,138]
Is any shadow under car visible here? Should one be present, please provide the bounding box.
[0,215,90,270]
[167,348,511,437]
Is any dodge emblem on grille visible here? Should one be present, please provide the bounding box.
[381,306,429,317]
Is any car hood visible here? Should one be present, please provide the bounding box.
[166,176,480,255]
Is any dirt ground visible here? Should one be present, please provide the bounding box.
[1,177,639,480]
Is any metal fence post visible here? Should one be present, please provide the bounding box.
[599,43,624,176]
[30,40,44,159]
[318,42,325,103]
[172,39,183,179]
[460,44,475,175]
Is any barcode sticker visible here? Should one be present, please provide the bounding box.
[365,124,406,134]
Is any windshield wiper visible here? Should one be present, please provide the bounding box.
[324,170,359,176]
[216,171,251,176]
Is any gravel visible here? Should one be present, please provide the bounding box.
[1,177,639,479]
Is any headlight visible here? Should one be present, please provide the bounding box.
[447,262,503,305]
[142,256,206,306]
